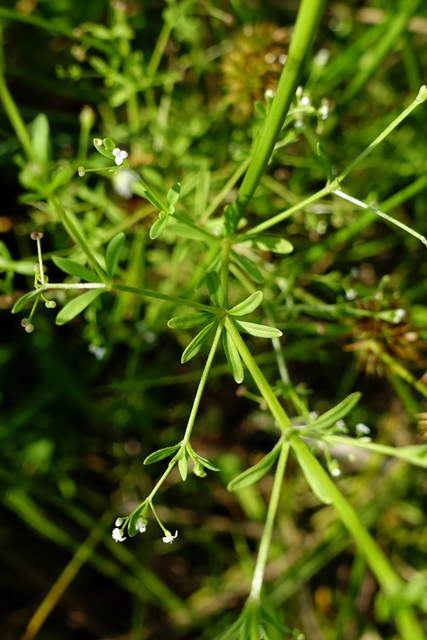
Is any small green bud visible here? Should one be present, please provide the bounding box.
[78,166,86,177]
[193,462,207,478]
[45,300,56,309]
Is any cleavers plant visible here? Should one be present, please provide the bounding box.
[2,0,427,638]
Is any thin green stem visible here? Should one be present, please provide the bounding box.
[146,465,175,503]
[43,283,108,290]
[146,19,173,79]
[113,283,216,312]
[232,0,327,226]
[201,156,251,223]
[220,241,231,307]
[182,323,223,444]
[334,189,427,246]
[249,441,290,603]
[289,436,424,640]
[224,316,292,432]
[148,501,169,534]
[0,23,35,161]
[337,85,427,183]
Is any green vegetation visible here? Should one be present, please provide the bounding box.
[1,1,427,638]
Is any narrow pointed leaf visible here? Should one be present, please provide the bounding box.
[52,256,100,283]
[317,142,333,183]
[168,312,214,330]
[292,437,333,505]
[12,289,42,314]
[228,441,282,491]
[31,113,50,166]
[167,182,181,207]
[144,444,180,465]
[235,320,282,338]
[178,454,188,481]
[181,321,216,363]
[168,223,211,241]
[55,289,103,325]
[239,236,294,255]
[105,232,125,279]
[196,455,220,472]
[304,392,362,433]
[150,215,168,240]
[228,291,263,316]
[223,329,244,383]
[231,251,264,283]
[205,271,224,308]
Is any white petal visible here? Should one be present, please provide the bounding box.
[162,530,178,544]
[113,148,120,157]
[115,156,123,166]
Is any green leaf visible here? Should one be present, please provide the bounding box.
[168,312,215,329]
[149,215,169,240]
[223,203,240,237]
[167,182,181,207]
[55,289,103,325]
[195,455,220,472]
[93,138,114,159]
[228,291,263,316]
[238,235,294,255]
[231,252,264,283]
[127,505,148,537]
[228,441,282,491]
[168,223,211,241]
[181,321,216,363]
[223,329,244,384]
[105,232,125,279]
[305,392,362,433]
[178,454,188,481]
[205,271,225,308]
[52,256,100,283]
[31,113,50,166]
[234,320,282,338]
[103,137,116,151]
[292,438,333,505]
[317,142,333,183]
[11,289,42,314]
[144,444,180,465]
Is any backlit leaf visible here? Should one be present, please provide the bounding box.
[205,271,224,308]
[52,256,100,283]
[223,328,244,383]
[228,441,282,491]
[235,320,282,338]
[55,289,103,325]
[105,232,125,279]
[231,251,264,283]
[228,291,263,316]
[144,444,181,465]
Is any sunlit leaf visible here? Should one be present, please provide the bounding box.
[235,320,282,338]
[168,312,214,329]
[11,289,42,314]
[181,321,216,363]
[150,215,168,240]
[144,444,180,465]
[228,291,263,316]
[55,289,103,325]
[292,438,333,505]
[178,454,188,481]
[31,113,50,167]
[52,256,100,283]
[238,236,294,255]
[223,329,244,383]
[167,182,181,207]
[304,392,362,433]
[105,232,125,279]
[228,441,282,491]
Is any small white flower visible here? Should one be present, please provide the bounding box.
[135,518,147,533]
[112,527,127,542]
[115,517,124,527]
[162,530,178,544]
[356,423,371,436]
[113,168,136,198]
[346,289,357,301]
[113,147,128,166]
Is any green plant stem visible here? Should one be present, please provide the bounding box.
[49,197,108,282]
[146,465,175,503]
[182,324,223,444]
[233,0,327,225]
[201,156,251,222]
[334,189,427,246]
[289,436,424,640]
[248,441,290,603]
[146,18,173,79]
[220,241,231,306]
[113,283,216,312]
[223,316,292,432]
[337,85,427,183]
[0,24,35,161]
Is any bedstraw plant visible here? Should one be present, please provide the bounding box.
[2,0,427,638]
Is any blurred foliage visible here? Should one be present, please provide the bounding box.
[1,0,427,639]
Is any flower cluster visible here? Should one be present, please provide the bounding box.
[111,516,178,545]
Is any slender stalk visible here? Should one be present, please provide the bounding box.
[113,283,216,312]
[146,19,173,79]
[182,324,223,444]
[249,442,290,602]
[232,0,327,226]
[0,22,34,161]
[223,316,292,432]
[201,156,251,222]
[290,436,424,640]
[334,189,427,246]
